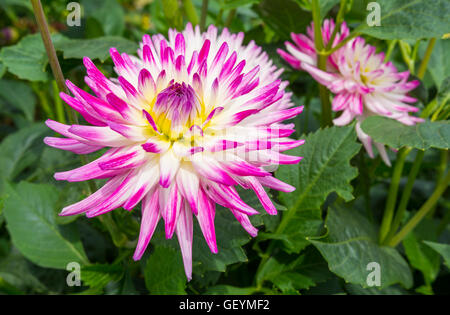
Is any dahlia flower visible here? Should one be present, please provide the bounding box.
[278,20,422,166]
[44,24,304,279]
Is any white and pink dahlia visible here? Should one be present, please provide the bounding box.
[44,24,304,279]
[279,20,423,166]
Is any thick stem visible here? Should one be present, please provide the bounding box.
[311,0,324,52]
[317,60,332,127]
[388,171,450,247]
[200,0,209,32]
[379,147,410,243]
[31,0,77,124]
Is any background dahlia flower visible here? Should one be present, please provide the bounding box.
[277,19,349,73]
[44,23,304,279]
[278,20,423,166]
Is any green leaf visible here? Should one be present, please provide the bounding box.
[403,234,440,286]
[361,116,450,150]
[0,61,5,79]
[272,272,315,293]
[293,247,335,285]
[192,208,252,273]
[274,125,361,252]
[55,37,139,62]
[151,202,257,275]
[80,264,124,294]
[254,0,312,40]
[151,185,281,279]
[144,245,186,294]
[0,123,49,192]
[0,79,36,121]
[319,0,340,19]
[206,285,256,294]
[256,255,315,293]
[402,219,440,287]
[0,278,22,294]
[3,182,89,269]
[0,0,32,10]
[357,0,450,40]
[345,283,409,295]
[0,34,67,81]
[423,241,450,269]
[221,0,260,10]
[310,205,413,289]
[0,247,46,293]
[81,0,125,36]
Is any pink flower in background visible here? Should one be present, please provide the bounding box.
[44,24,303,279]
[279,20,422,166]
[277,19,350,73]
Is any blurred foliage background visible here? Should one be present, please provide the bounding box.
[0,0,449,295]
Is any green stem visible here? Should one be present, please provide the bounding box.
[416,38,436,80]
[428,150,448,218]
[384,150,424,244]
[215,8,224,25]
[311,0,324,52]
[384,40,398,62]
[431,98,449,121]
[317,62,332,127]
[379,147,410,243]
[388,171,450,247]
[200,0,209,32]
[411,40,421,66]
[379,37,437,244]
[421,99,437,119]
[52,80,66,124]
[399,41,414,74]
[311,0,332,127]
[224,9,236,29]
[182,0,199,26]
